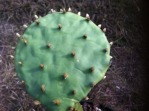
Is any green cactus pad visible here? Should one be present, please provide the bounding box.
[15,11,111,111]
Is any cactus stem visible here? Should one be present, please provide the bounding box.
[86,13,90,21]
[16,33,21,38]
[14,11,111,110]
[83,34,87,39]
[90,67,94,73]
[103,28,106,32]
[40,64,44,69]
[98,24,102,28]
[68,7,71,12]
[78,12,81,16]
[63,73,68,79]
[41,84,45,92]
[58,24,62,29]
[53,99,61,105]
[71,51,76,57]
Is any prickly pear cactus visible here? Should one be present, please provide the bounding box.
[15,9,111,111]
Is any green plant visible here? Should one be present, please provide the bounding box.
[14,8,112,111]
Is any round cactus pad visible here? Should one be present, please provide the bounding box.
[15,12,111,111]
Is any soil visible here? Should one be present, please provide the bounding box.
[0,0,148,111]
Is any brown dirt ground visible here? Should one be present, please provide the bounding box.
[0,0,147,111]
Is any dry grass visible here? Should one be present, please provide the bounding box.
[0,0,146,111]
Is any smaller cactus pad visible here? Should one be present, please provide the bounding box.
[15,11,111,111]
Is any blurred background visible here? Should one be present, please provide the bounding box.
[0,0,148,111]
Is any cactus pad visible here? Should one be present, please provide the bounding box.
[15,11,111,111]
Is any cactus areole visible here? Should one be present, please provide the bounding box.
[15,11,111,111]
